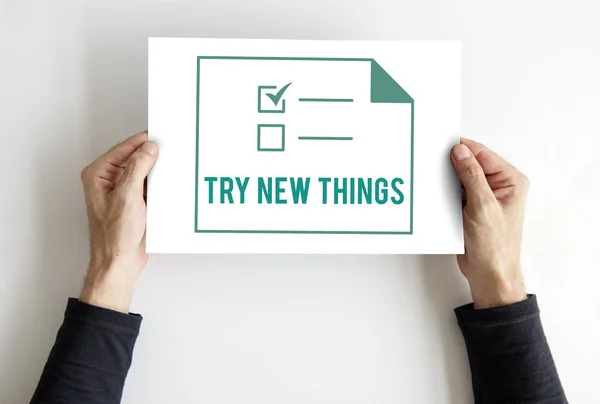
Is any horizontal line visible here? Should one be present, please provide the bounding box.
[198,56,373,62]
[298,136,353,141]
[195,230,412,234]
[298,98,354,102]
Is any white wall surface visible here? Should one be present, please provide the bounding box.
[1,0,599,403]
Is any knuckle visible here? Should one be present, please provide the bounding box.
[465,164,482,179]
[118,157,144,187]
[513,171,529,195]
[119,169,135,188]
[130,151,151,166]
[80,164,93,183]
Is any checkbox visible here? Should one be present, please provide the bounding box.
[257,82,292,113]
[257,124,285,152]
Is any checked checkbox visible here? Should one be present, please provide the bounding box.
[257,82,292,113]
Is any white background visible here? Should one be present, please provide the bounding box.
[0,0,599,403]
[148,39,462,253]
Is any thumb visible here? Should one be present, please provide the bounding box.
[118,141,159,190]
[450,144,494,206]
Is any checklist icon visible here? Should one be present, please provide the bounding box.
[257,124,285,151]
[257,82,292,113]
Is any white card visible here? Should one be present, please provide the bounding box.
[147,38,463,254]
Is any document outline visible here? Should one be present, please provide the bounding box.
[195,56,414,235]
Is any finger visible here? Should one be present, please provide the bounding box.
[96,131,149,168]
[459,138,513,174]
[81,131,151,195]
[117,142,159,191]
[450,144,495,206]
[460,138,527,191]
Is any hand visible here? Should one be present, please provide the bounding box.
[450,138,528,309]
[79,131,159,313]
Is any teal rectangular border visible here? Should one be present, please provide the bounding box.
[195,56,414,235]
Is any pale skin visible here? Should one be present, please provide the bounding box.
[80,131,158,313]
[79,133,527,312]
[450,139,528,308]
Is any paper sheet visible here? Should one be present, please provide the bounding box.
[147,38,463,254]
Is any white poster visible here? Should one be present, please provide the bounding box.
[147,38,463,254]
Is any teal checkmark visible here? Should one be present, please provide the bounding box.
[265,82,292,106]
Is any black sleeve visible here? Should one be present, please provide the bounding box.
[30,298,142,404]
[455,294,567,404]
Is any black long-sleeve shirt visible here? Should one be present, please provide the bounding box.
[455,295,567,403]
[30,295,567,404]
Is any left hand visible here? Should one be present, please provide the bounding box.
[79,131,159,313]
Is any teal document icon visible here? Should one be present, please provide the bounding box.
[195,57,414,234]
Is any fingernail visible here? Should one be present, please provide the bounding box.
[452,144,471,161]
[140,142,157,156]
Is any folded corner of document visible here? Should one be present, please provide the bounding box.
[147,38,464,254]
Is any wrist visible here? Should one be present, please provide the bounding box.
[468,270,527,309]
[80,262,138,313]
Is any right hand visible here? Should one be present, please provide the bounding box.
[450,138,529,309]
